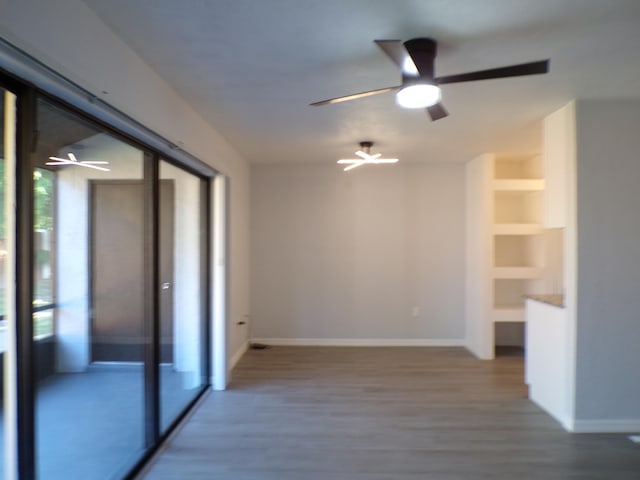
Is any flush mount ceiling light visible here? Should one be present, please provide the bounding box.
[46,152,110,172]
[337,141,398,172]
[395,83,441,108]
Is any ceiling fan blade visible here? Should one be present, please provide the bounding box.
[403,38,437,79]
[310,86,401,106]
[344,161,366,171]
[427,102,448,121]
[371,158,399,164]
[355,151,381,160]
[375,40,418,76]
[435,59,549,85]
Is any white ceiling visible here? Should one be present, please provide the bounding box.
[82,0,640,165]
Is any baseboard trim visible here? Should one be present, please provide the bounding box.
[210,341,249,391]
[248,338,465,347]
[230,340,249,369]
[567,418,640,433]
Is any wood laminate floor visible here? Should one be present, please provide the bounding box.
[139,347,640,479]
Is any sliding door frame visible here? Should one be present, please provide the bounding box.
[15,86,36,480]
[144,154,161,447]
[1,66,215,479]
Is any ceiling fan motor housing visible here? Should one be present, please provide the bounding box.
[403,37,437,81]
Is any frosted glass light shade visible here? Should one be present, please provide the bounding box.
[396,84,441,108]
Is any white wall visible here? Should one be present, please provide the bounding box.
[227,171,251,360]
[573,99,640,427]
[464,155,493,358]
[0,0,251,369]
[541,101,578,429]
[250,163,466,345]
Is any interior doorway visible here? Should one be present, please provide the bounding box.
[90,180,175,363]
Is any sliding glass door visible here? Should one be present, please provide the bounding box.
[0,72,212,478]
[33,98,148,479]
[158,160,206,433]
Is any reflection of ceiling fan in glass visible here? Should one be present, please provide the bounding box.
[46,152,110,172]
[337,141,398,171]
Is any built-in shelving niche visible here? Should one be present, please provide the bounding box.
[491,155,545,353]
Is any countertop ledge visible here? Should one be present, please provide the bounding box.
[524,294,565,308]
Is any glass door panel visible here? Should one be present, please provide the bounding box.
[158,160,206,432]
[34,98,147,479]
[1,86,18,480]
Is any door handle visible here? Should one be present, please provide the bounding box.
[161,282,171,290]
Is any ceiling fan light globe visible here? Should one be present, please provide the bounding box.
[396,84,441,108]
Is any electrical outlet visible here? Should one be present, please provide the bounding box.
[411,306,420,317]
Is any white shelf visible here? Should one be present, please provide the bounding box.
[493,179,545,191]
[494,235,543,268]
[492,308,526,323]
[493,266,543,279]
[494,154,542,180]
[493,224,543,235]
[466,153,545,357]
[494,190,543,224]
[494,279,530,310]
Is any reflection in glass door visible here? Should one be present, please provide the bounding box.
[158,160,206,432]
[34,99,147,479]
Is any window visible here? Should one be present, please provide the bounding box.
[33,167,55,338]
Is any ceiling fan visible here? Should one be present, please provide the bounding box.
[310,37,549,121]
[46,152,111,172]
[337,141,398,171]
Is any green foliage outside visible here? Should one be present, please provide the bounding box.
[0,163,54,237]
[33,168,55,336]
[0,163,55,336]
[34,168,54,231]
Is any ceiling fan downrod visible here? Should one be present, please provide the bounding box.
[359,141,373,154]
